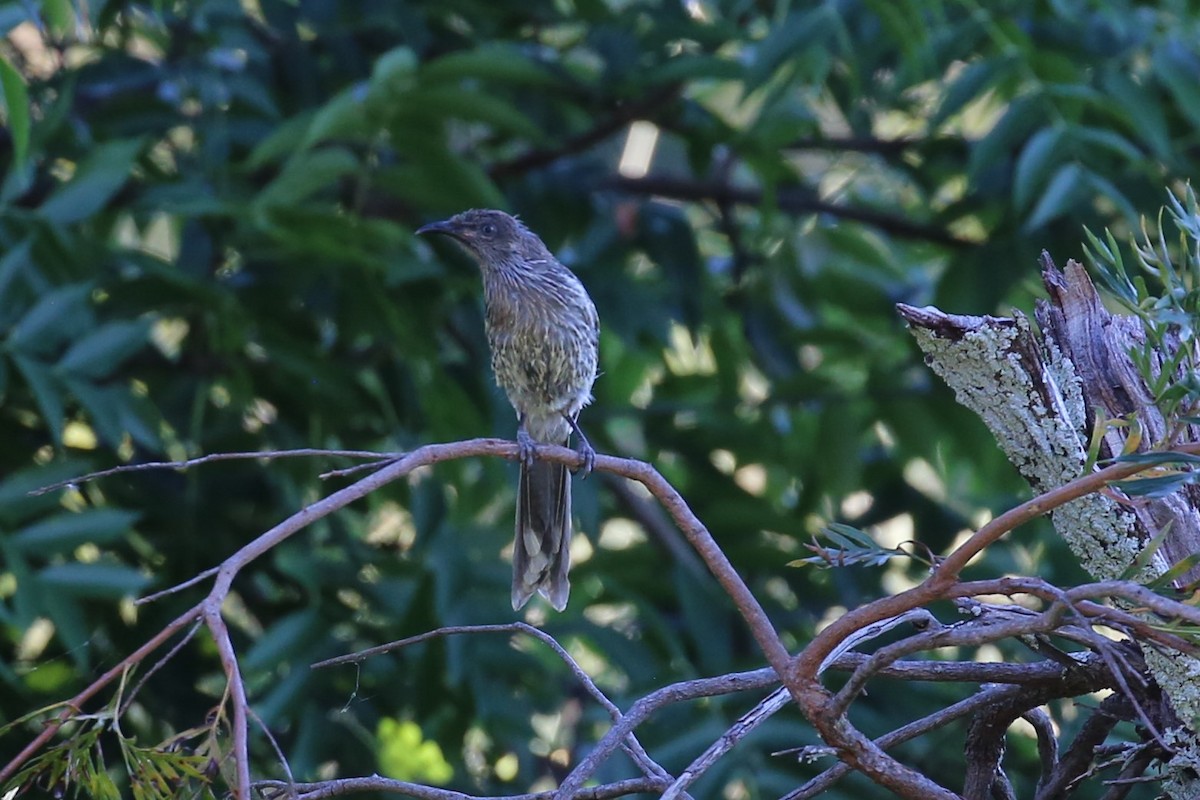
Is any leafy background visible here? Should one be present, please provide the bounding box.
[0,1,1194,797]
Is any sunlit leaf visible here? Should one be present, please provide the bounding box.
[10,509,140,555]
[0,55,30,169]
[38,139,144,224]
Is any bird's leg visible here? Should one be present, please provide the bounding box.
[562,413,596,477]
[516,414,537,468]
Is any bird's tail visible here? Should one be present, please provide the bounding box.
[512,454,571,611]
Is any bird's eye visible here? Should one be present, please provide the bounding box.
[481,223,498,237]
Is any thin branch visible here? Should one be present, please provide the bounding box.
[206,607,251,799]
[783,134,925,155]
[659,687,791,800]
[135,566,219,605]
[785,444,1200,800]
[0,600,204,786]
[249,706,298,800]
[314,623,679,791]
[602,476,708,580]
[30,448,400,496]
[487,84,681,179]
[779,655,1112,800]
[552,667,781,799]
[1036,694,1130,800]
[118,619,203,715]
[1097,745,1159,800]
[1023,707,1059,793]
[11,437,789,800]
[256,775,668,800]
[600,174,974,248]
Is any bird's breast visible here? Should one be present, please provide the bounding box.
[485,298,598,423]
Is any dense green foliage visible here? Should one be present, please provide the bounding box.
[1,1,1196,797]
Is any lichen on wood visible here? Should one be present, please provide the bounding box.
[898,253,1200,793]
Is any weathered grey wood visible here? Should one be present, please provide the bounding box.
[897,253,1200,798]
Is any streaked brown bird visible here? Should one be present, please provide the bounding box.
[417,209,599,611]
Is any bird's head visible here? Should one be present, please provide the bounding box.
[417,209,540,265]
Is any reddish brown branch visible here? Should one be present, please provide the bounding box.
[786,443,1200,799]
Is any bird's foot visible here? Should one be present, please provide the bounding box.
[574,437,596,478]
[562,413,596,478]
[517,425,538,468]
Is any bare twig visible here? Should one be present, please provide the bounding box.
[780,654,1112,800]
[29,448,397,496]
[659,687,790,800]
[314,623,680,791]
[135,566,219,605]
[1036,694,1131,800]
[601,174,974,247]
[118,619,203,715]
[603,476,707,580]
[1097,745,1159,800]
[13,435,1198,800]
[552,667,781,799]
[249,706,298,800]
[487,84,681,179]
[256,775,668,800]
[1023,707,1059,794]
[787,443,1200,800]
[0,601,204,787]
[11,438,789,800]
[206,607,251,799]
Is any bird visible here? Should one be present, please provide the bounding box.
[417,209,599,611]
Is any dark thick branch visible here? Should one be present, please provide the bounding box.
[600,174,974,248]
[488,84,681,179]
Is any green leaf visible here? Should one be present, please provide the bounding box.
[0,55,30,169]
[375,156,504,212]
[1102,67,1172,162]
[396,88,544,141]
[1013,126,1065,212]
[301,89,370,151]
[968,93,1040,184]
[117,390,163,451]
[642,54,744,86]
[1153,38,1200,131]
[0,460,93,520]
[1072,126,1143,163]
[255,147,360,208]
[37,562,151,599]
[1111,471,1199,499]
[241,608,323,672]
[747,7,839,90]
[1115,451,1200,465]
[40,0,74,36]
[12,355,64,444]
[246,109,316,168]
[57,319,152,379]
[1085,170,1139,227]
[637,204,702,328]
[421,45,558,87]
[62,377,126,446]
[1118,520,1171,580]
[0,237,34,326]
[7,283,94,355]
[1024,162,1086,230]
[10,509,140,556]
[932,57,1011,128]
[371,46,418,93]
[38,139,143,223]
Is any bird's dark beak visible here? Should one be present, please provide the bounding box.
[416,219,459,238]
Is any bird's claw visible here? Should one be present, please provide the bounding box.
[516,427,538,468]
[575,439,596,479]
